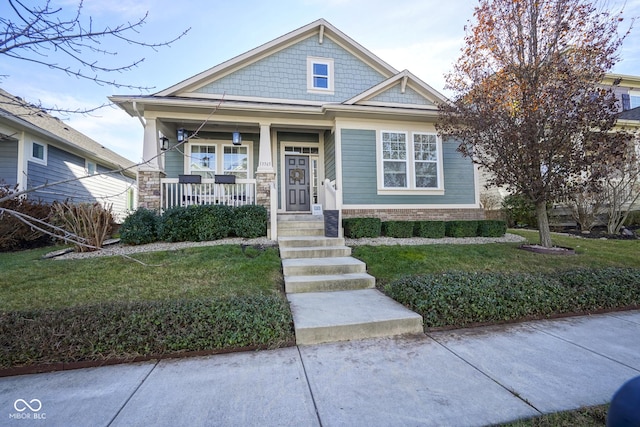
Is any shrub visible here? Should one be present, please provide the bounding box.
[192,204,234,241]
[478,220,507,237]
[52,202,114,252]
[0,185,53,251]
[382,221,414,238]
[385,268,640,329]
[502,194,537,228]
[415,221,446,238]
[624,211,640,227]
[119,208,160,245]
[159,205,199,242]
[343,217,382,238]
[445,220,479,238]
[0,294,294,369]
[233,205,268,238]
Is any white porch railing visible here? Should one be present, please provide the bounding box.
[160,178,257,210]
[323,179,341,210]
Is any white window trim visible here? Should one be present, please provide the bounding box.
[376,130,444,195]
[307,57,334,94]
[185,140,253,179]
[29,141,47,166]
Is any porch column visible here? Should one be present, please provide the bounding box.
[138,118,164,212]
[140,118,160,171]
[256,123,276,212]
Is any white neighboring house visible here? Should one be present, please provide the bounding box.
[0,88,137,222]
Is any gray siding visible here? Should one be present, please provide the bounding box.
[341,129,476,205]
[324,130,336,181]
[369,84,434,106]
[164,141,184,178]
[195,36,386,103]
[0,140,18,186]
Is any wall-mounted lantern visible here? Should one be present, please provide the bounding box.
[159,136,169,151]
[177,128,187,143]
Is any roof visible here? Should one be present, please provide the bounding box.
[619,106,640,121]
[0,88,136,176]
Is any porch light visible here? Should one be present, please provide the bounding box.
[159,136,169,151]
[232,131,242,146]
[177,128,187,143]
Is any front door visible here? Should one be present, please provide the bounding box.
[285,155,310,211]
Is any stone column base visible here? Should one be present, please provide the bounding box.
[255,172,276,211]
[137,169,166,213]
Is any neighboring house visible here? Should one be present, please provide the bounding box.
[0,88,137,221]
[110,19,481,236]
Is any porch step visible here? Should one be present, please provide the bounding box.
[284,273,375,293]
[278,236,346,248]
[278,227,325,237]
[277,215,325,237]
[279,245,351,259]
[287,289,424,346]
[282,257,366,276]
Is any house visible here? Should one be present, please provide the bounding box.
[110,19,481,236]
[0,89,137,221]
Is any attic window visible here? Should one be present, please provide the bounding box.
[307,57,334,94]
[30,141,47,165]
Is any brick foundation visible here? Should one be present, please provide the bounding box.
[341,208,486,221]
[137,170,166,213]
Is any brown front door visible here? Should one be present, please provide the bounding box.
[285,155,310,211]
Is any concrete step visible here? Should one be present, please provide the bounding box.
[279,245,352,259]
[282,257,366,276]
[278,227,325,237]
[278,236,346,248]
[277,214,323,222]
[284,273,375,293]
[287,289,424,345]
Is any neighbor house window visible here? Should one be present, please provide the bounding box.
[413,133,439,188]
[30,141,47,165]
[381,131,408,188]
[189,145,216,179]
[223,146,248,179]
[86,161,97,175]
[307,57,334,93]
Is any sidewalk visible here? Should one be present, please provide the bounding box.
[2,310,639,427]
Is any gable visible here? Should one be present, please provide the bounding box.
[368,83,434,106]
[188,35,388,103]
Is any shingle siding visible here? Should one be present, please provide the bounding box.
[369,84,434,106]
[194,36,386,102]
[0,140,18,186]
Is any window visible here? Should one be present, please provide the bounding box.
[189,145,216,178]
[378,131,442,193]
[381,131,408,188]
[307,57,334,93]
[29,141,47,165]
[86,161,97,175]
[223,146,248,179]
[413,133,439,188]
[631,92,640,109]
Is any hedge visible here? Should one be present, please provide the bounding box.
[233,205,268,238]
[119,208,160,245]
[382,221,414,238]
[343,217,382,238]
[445,220,479,237]
[415,221,446,238]
[0,295,294,369]
[478,220,507,237]
[385,268,640,329]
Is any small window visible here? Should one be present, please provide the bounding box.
[86,161,97,175]
[30,142,47,165]
[307,57,334,93]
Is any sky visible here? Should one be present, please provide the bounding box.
[1,0,639,164]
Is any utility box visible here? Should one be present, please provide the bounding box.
[324,210,339,238]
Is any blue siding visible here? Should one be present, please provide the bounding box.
[341,129,476,205]
[164,141,184,178]
[28,146,93,204]
[195,36,387,103]
[324,130,335,181]
[0,140,18,186]
[370,84,434,106]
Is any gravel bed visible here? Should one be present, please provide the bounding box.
[52,233,526,260]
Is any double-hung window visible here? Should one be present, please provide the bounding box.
[379,131,442,193]
[188,142,252,180]
[223,146,248,179]
[307,57,334,94]
[189,145,216,179]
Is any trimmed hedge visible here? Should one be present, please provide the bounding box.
[478,220,507,237]
[343,217,382,238]
[383,221,415,238]
[233,205,268,238]
[385,268,640,329]
[192,204,234,241]
[119,208,160,245]
[415,221,446,238]
[445,220,479,237]
[0,295,294,369]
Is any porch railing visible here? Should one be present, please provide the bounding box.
[160,178,257,210]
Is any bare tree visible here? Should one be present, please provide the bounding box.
[437,0,633,247]
[0,0,189,114]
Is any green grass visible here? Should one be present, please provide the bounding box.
[0,245,284,312]
[352,230,640,286]
[498,404,608,426]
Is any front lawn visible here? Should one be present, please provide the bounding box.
[0,245,294,370]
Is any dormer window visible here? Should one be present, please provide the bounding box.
[307,57,334,94]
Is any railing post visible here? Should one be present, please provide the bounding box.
[270,182,278,240]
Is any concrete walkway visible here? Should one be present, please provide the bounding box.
[2,310,639,427]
